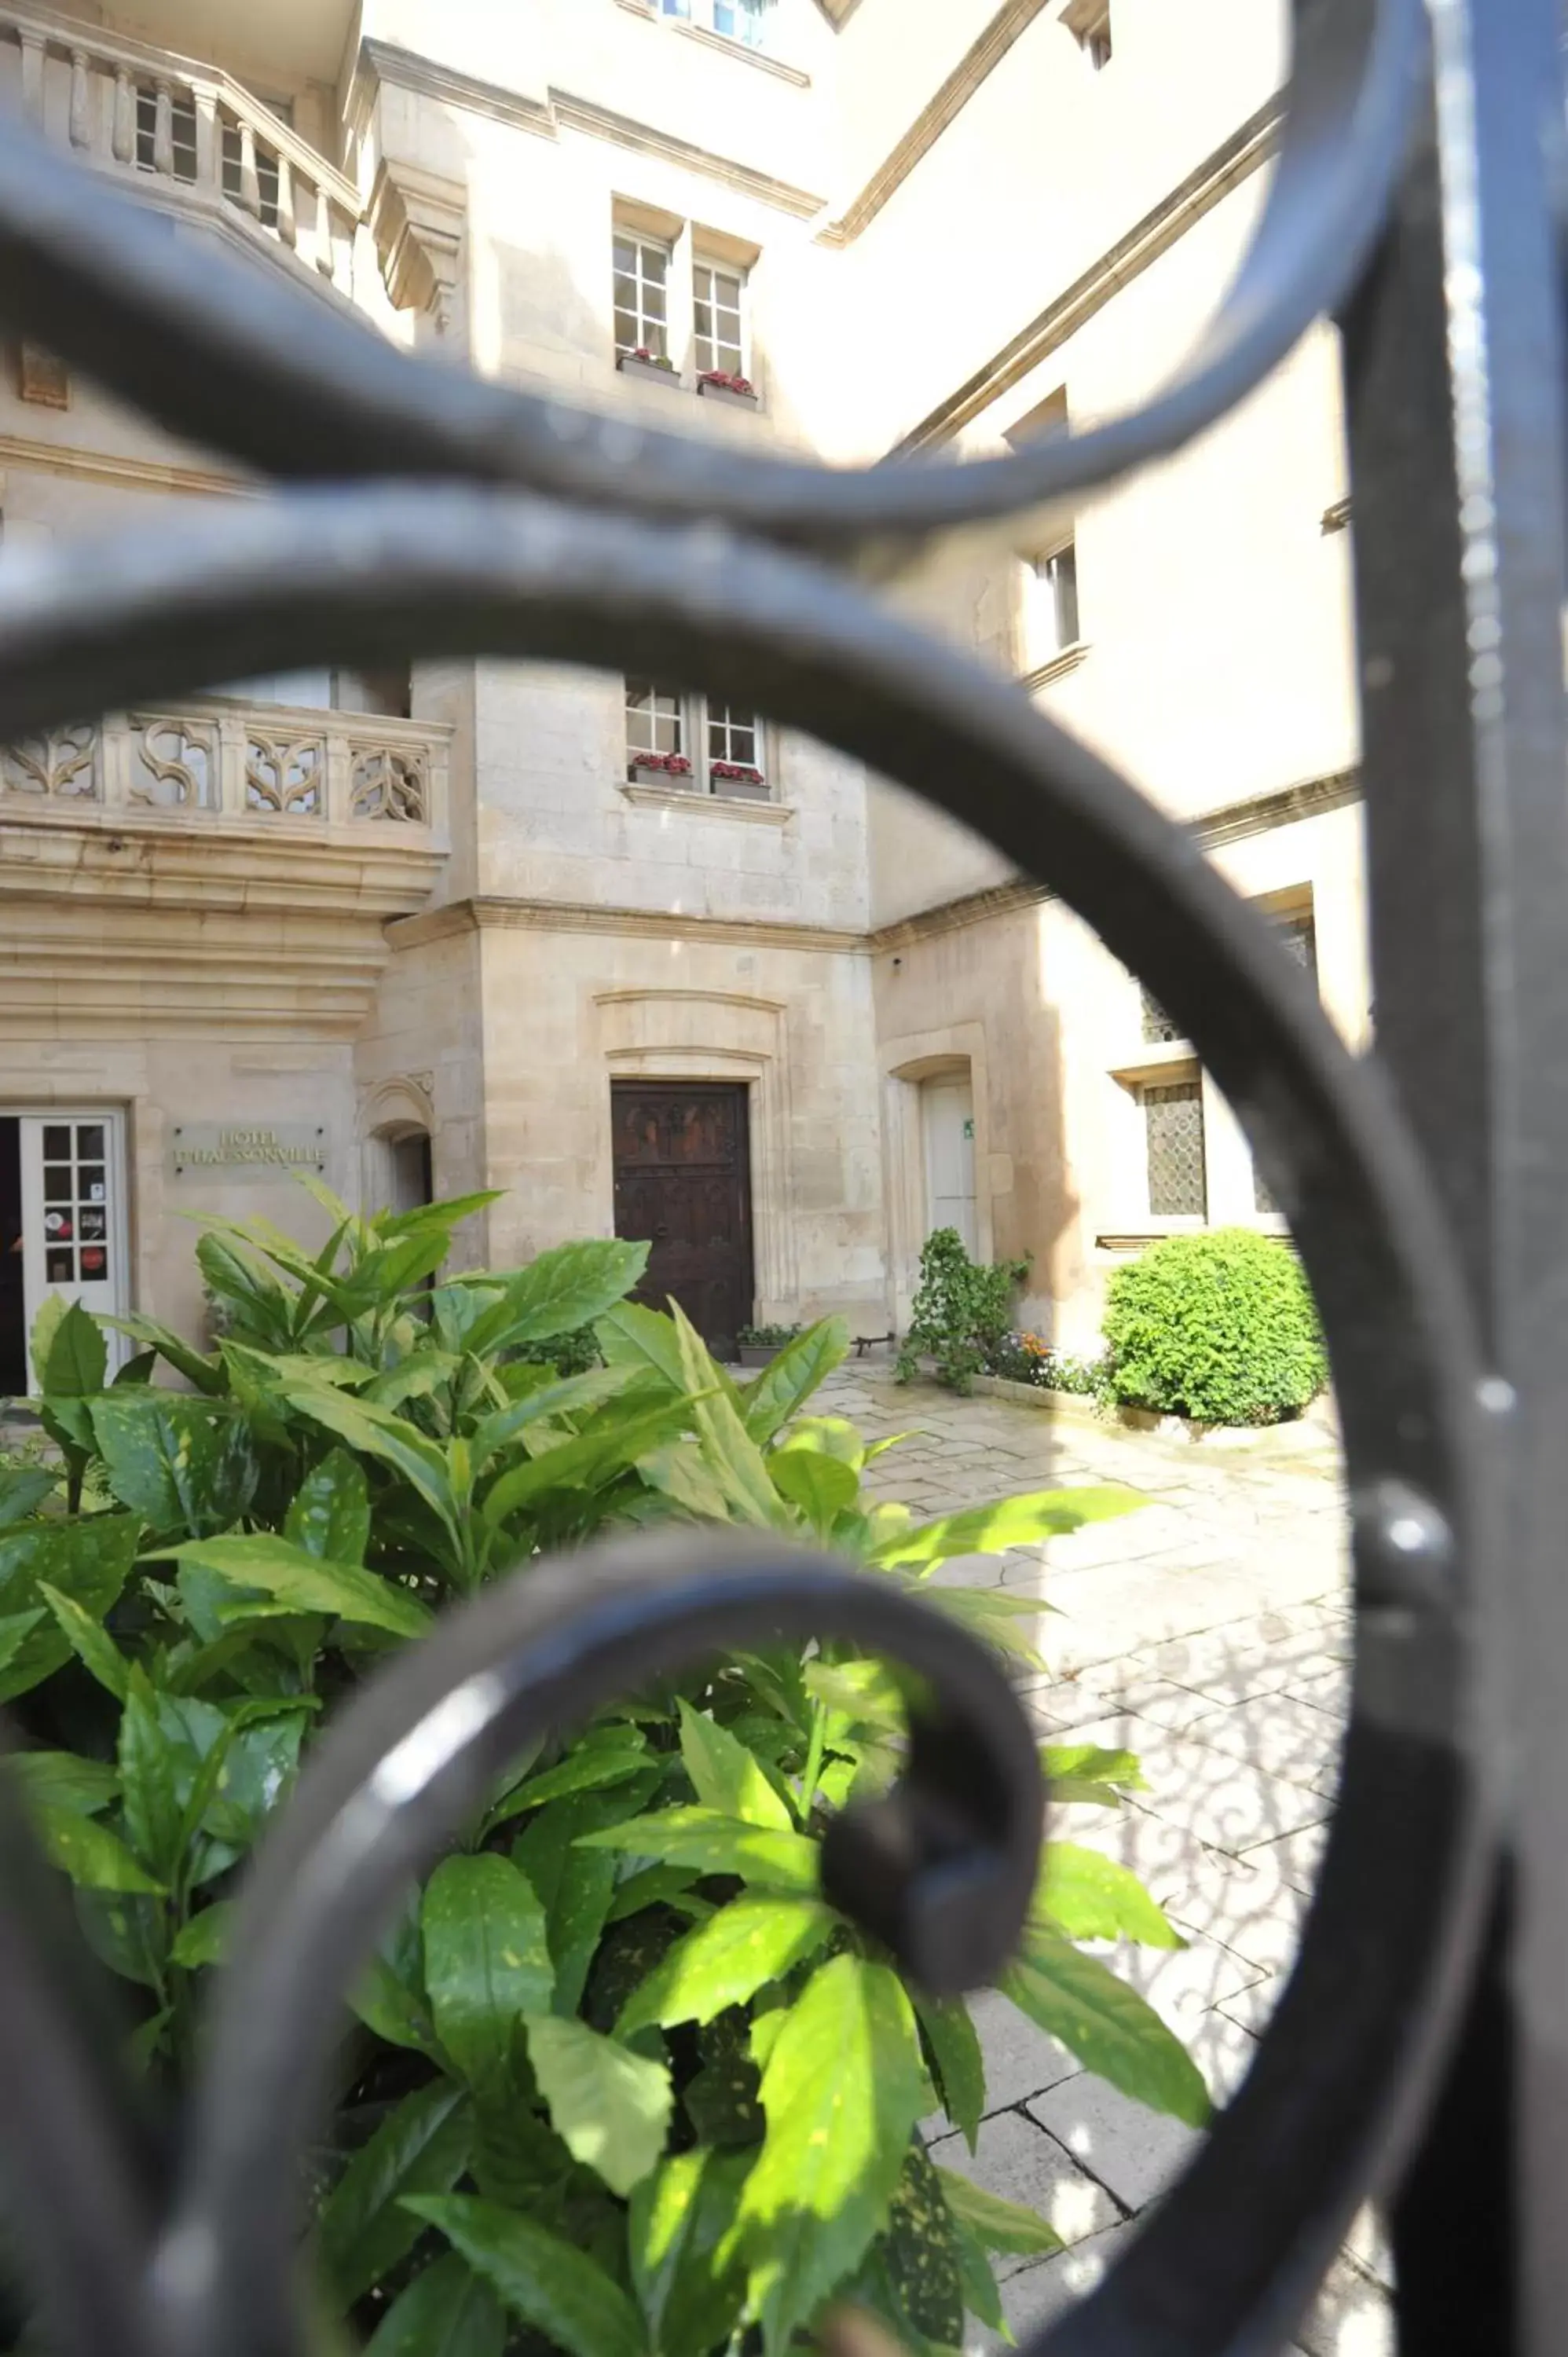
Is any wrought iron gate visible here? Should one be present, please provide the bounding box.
[0,0,1559,2345]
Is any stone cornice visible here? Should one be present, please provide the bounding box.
[891,92,1285,448]
[0,808,444,919]
[390,896,866,957]
[819,0,1052,247]
[0,431,251,500]
[356,40,826,221]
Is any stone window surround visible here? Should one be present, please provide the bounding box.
[879,1023,996,1326]
[610,201,764,404]
[359,1072,436,1215]
[621,678,779,805]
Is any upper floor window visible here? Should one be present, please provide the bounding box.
[694,259,746,378]
[660,0,771,48]
[1028,538,1081,660]
[625,679,768,798]
[614,233,671,361]
[135,87,196,182]
[222,96,293,230]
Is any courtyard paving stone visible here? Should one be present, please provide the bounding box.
[815,1366,1379,2353]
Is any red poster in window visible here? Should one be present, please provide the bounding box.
[80,1248,105,1275]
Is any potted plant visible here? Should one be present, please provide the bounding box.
[735,1318,804,1365]
[617,344,680,389]
[698,368,759,409]
[710,757,769,801]
[627,750,694,789]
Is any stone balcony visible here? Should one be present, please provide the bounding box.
[0,3,365,300]
[0,698,453,1036]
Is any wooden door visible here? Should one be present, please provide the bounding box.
[611,1083,754,1357]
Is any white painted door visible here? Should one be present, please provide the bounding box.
[20,1113,129,1382]
[921,1076,978,1256]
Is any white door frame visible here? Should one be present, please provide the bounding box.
[14,1106,130,1386]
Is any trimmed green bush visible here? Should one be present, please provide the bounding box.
[1101,1228,1327,1426]
[896,1228,1030,1395]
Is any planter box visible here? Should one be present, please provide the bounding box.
[698,380,759,409]
[712,775,771,802]
[737,1344,775,1367]
[618,354,681,390]
[629,762,694,790]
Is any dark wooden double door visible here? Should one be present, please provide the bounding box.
[611,1083,754,1358]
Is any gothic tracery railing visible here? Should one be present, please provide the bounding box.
[0,0,1560,2347]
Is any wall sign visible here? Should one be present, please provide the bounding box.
[170,1124,328,1182]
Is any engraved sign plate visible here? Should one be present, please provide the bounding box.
[170,1124,328,1182]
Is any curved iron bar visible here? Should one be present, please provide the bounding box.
[0,0,1424,560]
[0,482,1489,2357]
[147,1536,1045,2357]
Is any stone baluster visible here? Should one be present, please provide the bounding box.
[18,29,45,127]
[216,713,249,816]
[68,49,91,152]
[314,180,335,277]
[152,79,174,177]
[98,717,130,810]
[324,728,354,827]
[194,91,219,192]
[237,118,261,217]
[112,67,135,166]
[275,150,296,247]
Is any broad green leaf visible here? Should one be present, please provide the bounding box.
[1042,1743,1147,1796]
[677,1700,792,1831]
[119,1665,182,1883]
[5,1749,117,1817]
[284,1449,372,1566]
[935,2168,1065,2259]
[999,1930,1211,2127]
[671,1305,789,1530]
[353,1898,441,2057]
[876,2143,964,2346]
[28,1293,68,1393]
[914,1991,986,2150]
[950,2212,1009,2334]
[171,1902,232,1968]
[37,1582,129,1700]
[735,1953,926,2352]
[0,1515,137,1705]
[467,1240,650,1358]
[921,1583,1049,1668]
[41,1301,107,1397]
[594,1300,687,1393]
[407,2195,646,2357]
[364,2253,505,2357]
[320,2080,474,2309]
[513,1775,661,2018]
[775,1416,866,1472]
[0,1466,56,1527]
[524,2013,672,2197]
[605,1865,709,1926]
[636,1440,731,1523]
[574,1806,819,1893]
[1035,1842,1183,1948]
[0,1607,45,1677]
[479,1401,694,1528]
[376,1188,505,1241]
[803,1657,906,1732]
[768,1447,859,1533]
[160,1535,431,1640]
[421,1853,553,2085]
[101,1311,224,1394]
[629,2147,749,2357]
[277,1386,460,1549]
[470,1368,642,1475]
[488,1739,650,1830]
[90,1395,258,1538]
[617,1895,836,2036]
[868,1486,1144,1574]
[33,1805,163,1893]
[741,1319,850,1443]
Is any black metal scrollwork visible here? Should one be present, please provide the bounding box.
[0,2,1499,2351]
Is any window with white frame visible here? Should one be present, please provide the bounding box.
[659,0,771,47]
[694,259,747,379]
[221,97,294,230]
[1026,537,1081,660]
[625,680,768,796]
[613,233,671,360]
[135,87,197,181]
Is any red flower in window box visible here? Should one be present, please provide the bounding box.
[698,369,755,397]
[710,761,765,785]
[621,346,677,374]
[628,751,694,777]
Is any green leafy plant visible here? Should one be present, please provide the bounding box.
[1101,1227,1328,1426]
[0,1182,1206,2357]
[736,1324,803,1351]
[896,1229,1031,1396]
[984,1332,1107,1399]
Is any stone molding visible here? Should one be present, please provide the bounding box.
[356,40,826,221]
[819,0,1053,247]
[618,781,793,825]
[892,92,1285,449]
[390,896,866,957]
[0,431,251,500]
[368,157,467,331]
[1020,640,1091,693]
[611,0,812,87]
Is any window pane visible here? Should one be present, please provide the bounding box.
[694,299,713,339]
[1140,987,1183,1045]
[1050,544,1080,647]
[43,1125,71,1160]
[614,237,636,273]
[614,309,641,351]
[1144,1082,1206,1217]
[1277,911,1318,984]
[643,247,668,284]
[46,1248,75,1285]
[75,1124,105,1160]
[79,1167,106,1202]
[43,1166,71,1202]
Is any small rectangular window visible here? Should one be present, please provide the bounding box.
[626,680,687,777]
[1140,987,1184,1046]
[1144,1080,1207,1217]
[1277,908,1319,984]
[1035,541,1080,651]
[694,260,746,379]
[614,233,672,360]
[708,702,765,792]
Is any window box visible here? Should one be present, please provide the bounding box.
[629,754,694,788]
[698,370,757,409]
[617,350,681,390]
[710,763,769,800]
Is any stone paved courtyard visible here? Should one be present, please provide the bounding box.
[815,1365,1389,2357]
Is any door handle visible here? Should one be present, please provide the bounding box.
[654,1224,670,1240]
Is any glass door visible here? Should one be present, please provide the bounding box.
[19,1113,128,1380]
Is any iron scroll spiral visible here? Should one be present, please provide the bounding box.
[0,5,1488,2355]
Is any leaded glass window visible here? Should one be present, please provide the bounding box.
[1144,1080,1207,1216]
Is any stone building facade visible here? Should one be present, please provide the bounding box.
[0,0,1363,1384]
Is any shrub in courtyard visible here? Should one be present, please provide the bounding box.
[1101,1226,1327,1426]
[0,1182,1207,2357]
[896,1227,1031,1395]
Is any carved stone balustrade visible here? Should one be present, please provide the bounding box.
[0,5,364,296]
